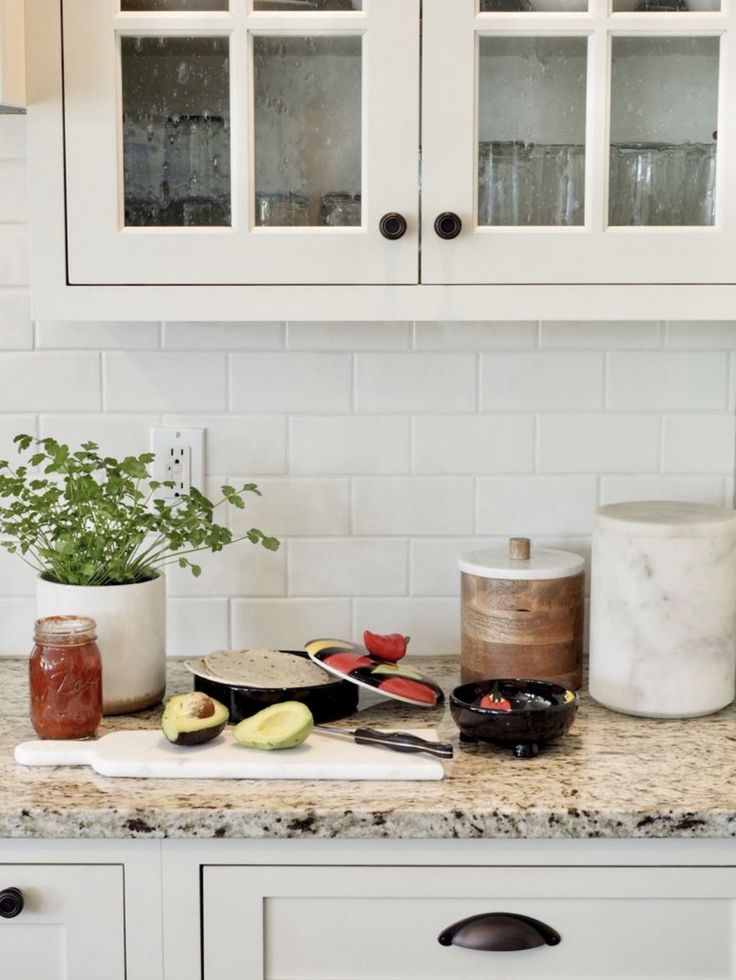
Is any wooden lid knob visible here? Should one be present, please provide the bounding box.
[508,537,531,560]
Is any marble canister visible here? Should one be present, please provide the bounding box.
[589,501,736,718]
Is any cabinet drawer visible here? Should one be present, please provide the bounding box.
[0,864,125,980]
[203,864,736,979]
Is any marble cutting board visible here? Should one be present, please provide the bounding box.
[14,728,445,781]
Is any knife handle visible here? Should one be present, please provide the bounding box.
[353,728,453,759]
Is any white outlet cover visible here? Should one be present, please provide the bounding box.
[150,427,205,496]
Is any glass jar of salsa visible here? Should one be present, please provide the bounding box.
[29,616,102,739]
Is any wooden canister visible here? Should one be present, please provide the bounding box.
[459,538,585,689]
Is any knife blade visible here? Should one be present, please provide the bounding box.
[314,725,453,759]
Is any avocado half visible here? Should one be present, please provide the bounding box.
[233,701,314,750]
[161,691,229,746]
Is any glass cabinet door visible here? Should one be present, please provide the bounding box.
[422,0,736,285]
[62,0,418,285]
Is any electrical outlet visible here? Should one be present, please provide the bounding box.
[150,428,205,499]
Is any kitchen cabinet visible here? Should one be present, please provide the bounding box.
[26,0,736,319]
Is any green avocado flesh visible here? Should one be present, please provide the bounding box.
[161,692,229,746]
[233,701,314,750]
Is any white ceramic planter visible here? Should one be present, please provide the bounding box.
[36,575,166,715]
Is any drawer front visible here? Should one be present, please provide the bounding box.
[0,864,125,980]
[203,865,736,979]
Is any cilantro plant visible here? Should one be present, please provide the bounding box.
[0,435,279,587]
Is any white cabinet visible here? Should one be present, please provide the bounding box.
[25,0,736,318]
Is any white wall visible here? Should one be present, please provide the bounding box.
[0,112,734,657]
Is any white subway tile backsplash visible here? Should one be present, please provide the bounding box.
[354,477,475,535]
[166,543,286,598]
[0,547,38,596]
[39,414,158,458]
[0,290,32,349]
[0,226,29,286]
[164,414,287,475]
[356,353,477,413]
[665,322,736,349]
[410,537,496,596]
[37,321,160,350]
[607,352,729,410]
[288,538,408,596]
[166,598,230,657]
[0,597,36,655]
[662,414,736,474]
[0,415,37,459]
[600,476,727,506]
[229,478,351,537]
[104,352,226,412]
[0,116,26,160]
[231,598,351,649]
[481,352,604,411]
[538,413,660,474]
[353,598,460,656]
[413,414,534,475]
[477,476,598,536]
[0,161,27,222]
[290,415,410,475]
[0,353,100,411]
[288,321,411,350]
[540,321,662,349]
[163,322,285,350]
[230,353,352,414]
[414,321,538,351]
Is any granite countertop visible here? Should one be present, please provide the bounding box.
[3,656,736,840]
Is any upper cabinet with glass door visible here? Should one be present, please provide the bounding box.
[421,0,731,284]
[61,0,419,284]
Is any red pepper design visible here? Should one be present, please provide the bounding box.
[324,652,374,673]
[363,630,410,663]
[377,675,438,705]
[479,692,512,712]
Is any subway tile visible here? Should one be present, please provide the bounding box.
[39,414,158,459]
[0,226,28,286]
[600,476,727,507]
[231,598,351,649]
[104,352,226,413]
[665,321,736,349]
[410,537,497,596]
[165,543,286,598]
[0,415,37,460]
[353,598,460,656]
[37,321,160,350]
[0,290,32,349]
[0,161,27,222]
[414,321,538,351]
[230,353,352,414]
[288,538,408,597]
[477,476,598,536]
[166,599,229,657]
[164,414,287,475]
[0,597,35,654]
[540,321,663,349]
[662,414,736,474]
[0,115,26,160]
[229,478,350,537]
[290,415,410,475]
[607,352,728,410]
[288,321,411,351]
[0,547,39,596]
[353,477,475,535]
[538,413,660,474]
[481,352,604,411]
[163,322,285,350]
[356,353,477,413]
[413,414,534,474]
[0,353,100,411]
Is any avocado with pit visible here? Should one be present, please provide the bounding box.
[161,691,229,746]
[233,701,313,750]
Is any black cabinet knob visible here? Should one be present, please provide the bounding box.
[438,912,561,951]
[434,212,462,240]
[379,213,408,240]
[0,888,24,919]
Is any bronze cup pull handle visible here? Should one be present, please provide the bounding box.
[379,213,408,240]
[434,212,462,240]
[438,912,561,951]
[0,887,24,919]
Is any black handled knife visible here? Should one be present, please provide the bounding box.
[314,725,453,759]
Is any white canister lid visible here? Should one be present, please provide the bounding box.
[596,500,736,538]
[458,538,585,581]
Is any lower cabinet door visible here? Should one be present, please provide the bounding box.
[202,864,736,979]
[0,864,125,980]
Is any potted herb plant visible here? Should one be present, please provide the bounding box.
[0,435,279,714]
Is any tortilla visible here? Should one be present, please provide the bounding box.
[184,648,332,689]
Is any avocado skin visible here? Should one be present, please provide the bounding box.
[233,701,313,750]
[161,692,229,746]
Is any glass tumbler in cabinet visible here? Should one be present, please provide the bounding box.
[61,0,419,285]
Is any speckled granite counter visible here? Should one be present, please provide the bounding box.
[3,657,736,840]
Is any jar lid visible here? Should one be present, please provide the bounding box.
[458,538,585,581]
[596,501,736,538]
[34,615,97,638]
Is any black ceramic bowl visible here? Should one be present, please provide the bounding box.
[450,679,578,758]
[192,650,359,725]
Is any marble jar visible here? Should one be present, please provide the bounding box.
[589,501,736,718]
